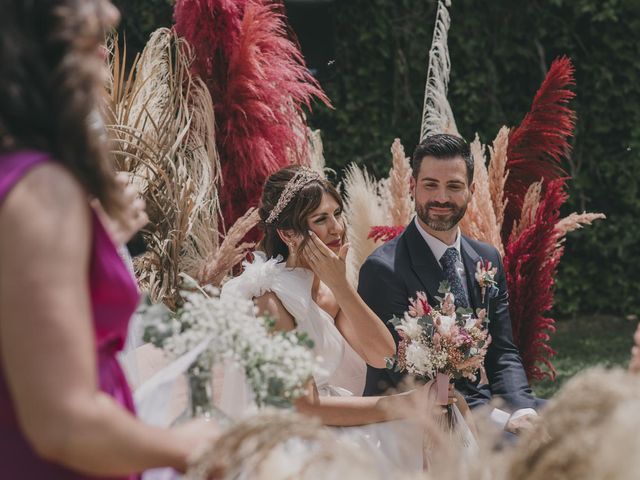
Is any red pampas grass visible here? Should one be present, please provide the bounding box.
[502,57,577,380]
[368,225,405,243]
[174,0,330,235]
[174,0,247,84]
[504,179,568,380]
[504,57,576,244]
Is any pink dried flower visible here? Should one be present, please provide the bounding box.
[408,291,432,317]
[454,329,473,348]
[441,292,456,316]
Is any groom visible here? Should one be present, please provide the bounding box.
[358,133,542,434]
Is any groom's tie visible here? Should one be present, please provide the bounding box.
[440,247,469,308]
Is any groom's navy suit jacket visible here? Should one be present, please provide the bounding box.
[358,219,536,411]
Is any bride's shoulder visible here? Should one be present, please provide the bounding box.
[241,251,284,276]
[254,291,296,332]
[221,251,285,301]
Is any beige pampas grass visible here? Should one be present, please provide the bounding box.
[187,411,379,480]
[343,164,389,285]
[555,212,606,236]
[381,138,415,226]
[307,129,326,175]
[460,135,504,255]
[104,29,221,309]
[488,127,510,233]
[508,180,543,244]
[419,0,458,140]
[505,180,604,249]
[552,211,605,256]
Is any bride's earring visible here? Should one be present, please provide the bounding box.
[288,242,296,259]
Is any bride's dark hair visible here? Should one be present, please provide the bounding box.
[258,165,344,261]
[0,0,123,216]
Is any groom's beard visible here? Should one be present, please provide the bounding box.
[416,201,467,231]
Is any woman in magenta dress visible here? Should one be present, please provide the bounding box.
[0,1,217,477]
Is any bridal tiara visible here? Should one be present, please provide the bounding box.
[265,167,323,224]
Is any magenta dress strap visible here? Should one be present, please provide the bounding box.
[0,150,141,480]
[0,149,50,200]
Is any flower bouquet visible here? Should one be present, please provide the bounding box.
[142,275,316,420]
[387,281,491,440]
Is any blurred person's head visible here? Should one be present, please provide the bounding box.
[0,0,122,215]
[420,369,640,480]
[508,368,640,480]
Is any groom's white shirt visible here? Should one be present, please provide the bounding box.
[414,218,537,428]
[414,218,469,299]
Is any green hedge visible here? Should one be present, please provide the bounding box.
[112,0,640,316]
[112,0,174,53]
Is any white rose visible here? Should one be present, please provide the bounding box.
[397,313,423,340]
[464,314,476,330]
[405,342,432,374]
[437,314,455,334]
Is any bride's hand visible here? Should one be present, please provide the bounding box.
[301,231,350,291]
[403,382,457,419]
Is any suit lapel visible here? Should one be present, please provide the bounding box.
[403,220,446,301]
[460,236,483,311]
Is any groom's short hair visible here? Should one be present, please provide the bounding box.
[411,134,474,185]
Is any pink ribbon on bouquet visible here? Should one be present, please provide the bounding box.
[433,372,450,406]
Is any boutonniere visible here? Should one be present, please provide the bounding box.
[475,259,498,303]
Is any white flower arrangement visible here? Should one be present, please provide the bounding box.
[142,276,315,407]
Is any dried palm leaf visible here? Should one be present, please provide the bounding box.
[197,207,260,287]
[419,0,458,141]
[104,29,221,309]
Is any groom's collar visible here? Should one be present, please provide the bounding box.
[405,218,484,309]
[413,217,461,266]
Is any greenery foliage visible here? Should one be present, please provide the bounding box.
[112,0,640,316]
[532,314,636,398]
[112,0,174,54]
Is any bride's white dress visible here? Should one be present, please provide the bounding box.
[220,252,425,475]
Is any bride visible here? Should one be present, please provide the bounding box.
[221,166,474,472]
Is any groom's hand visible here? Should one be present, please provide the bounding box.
[505,413,538,435]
